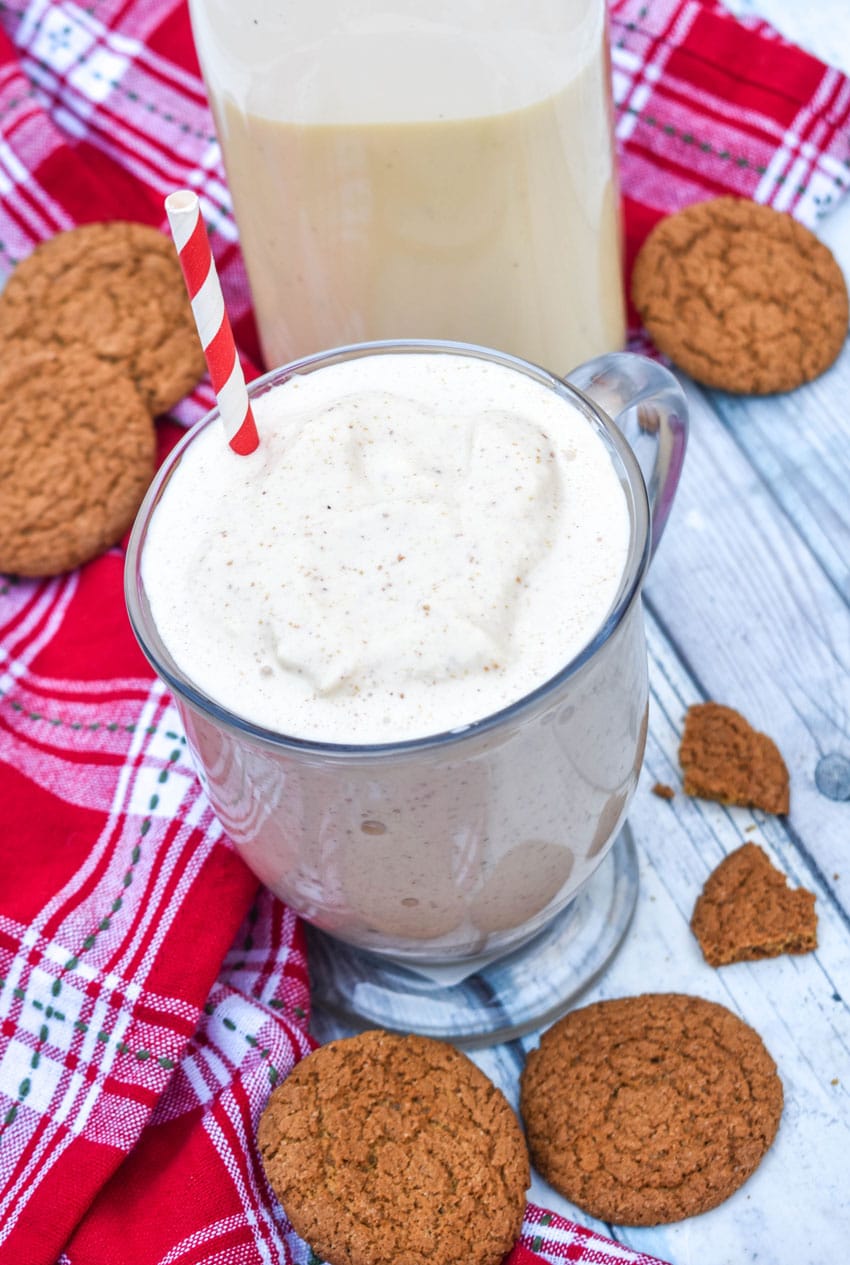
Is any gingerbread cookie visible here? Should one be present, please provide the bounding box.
[631,197,848,393]
[258,1029,529,1265]
[0,221,205,414]
[0,343,155,576]
[520,993,783,1226]
[679,701,790,814]
[692,842,817,967]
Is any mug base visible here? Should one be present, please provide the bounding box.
[307,822,639,1048]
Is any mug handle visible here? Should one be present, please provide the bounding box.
[566,352,688,561]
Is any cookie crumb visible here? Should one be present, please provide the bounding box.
[652,781,675,800]
[691,842,817,967]
[679,702,789,815]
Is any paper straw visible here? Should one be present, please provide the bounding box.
[165,190,259,455]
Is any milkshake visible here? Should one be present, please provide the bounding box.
[131,345,650,964]
[188,0,625,369]
[142,353,629,743]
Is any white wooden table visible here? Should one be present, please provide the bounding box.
[617,4,850,1260]
[313,3,850,1262]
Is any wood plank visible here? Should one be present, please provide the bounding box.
[644,375,850,908]
[511,604,850,1264]
[703,356,850,608]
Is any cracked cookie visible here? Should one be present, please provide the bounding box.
[631,196,848,393]
[0,343,155,576]
[257,1028,529,1265]
[520,993,782,1225]
[679,701,790,815]
[692,842,817,967]
[0,221,205,414]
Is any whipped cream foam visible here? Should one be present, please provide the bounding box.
[142,352,630,743]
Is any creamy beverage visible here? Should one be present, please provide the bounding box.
[134,347,647,965]
[142,353,629,744]
[189,0,625,369]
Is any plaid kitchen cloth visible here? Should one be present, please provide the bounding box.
[1,2,848,1263]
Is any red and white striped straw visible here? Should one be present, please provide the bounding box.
[165,190,259,456]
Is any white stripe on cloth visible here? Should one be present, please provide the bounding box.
[155,1213,289,1265]
[0,574,77,678]
[522,1216,658,1264]
[0,683,225,1226]
[202,1093,285,1264]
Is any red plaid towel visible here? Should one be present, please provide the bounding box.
[1,3,848,1263]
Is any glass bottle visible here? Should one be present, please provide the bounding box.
[189,0,626,373]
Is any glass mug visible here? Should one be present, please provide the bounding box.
[125,341,687,969]
[188,0,625,370]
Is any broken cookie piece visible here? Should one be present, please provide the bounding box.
[691,842,817,967]
[679,702,789,815]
